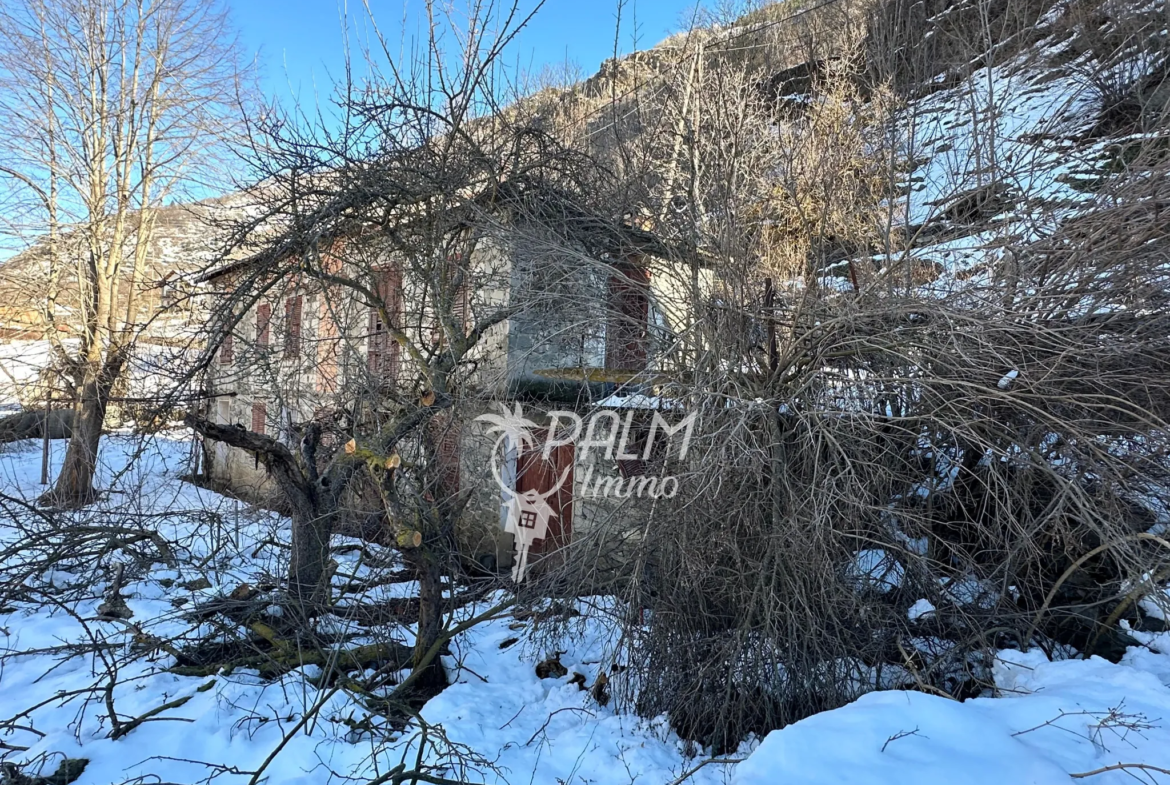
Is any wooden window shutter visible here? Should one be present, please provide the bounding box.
[433,282,470,347]
[251,401,267,434]
[430,412,462,497]
[454,278,470,332]
[318,254,342,392]
[431,256,470,348]
[284,296,303,358]
[367,265,402,381]
[605,259,651,371]
[317,298,339,394]
[256,303,271,347]
[450,252,470,332]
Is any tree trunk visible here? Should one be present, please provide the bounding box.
[43,354,122,507]
[405,545,448,692]
[184,415,340,617]
[403,419,457,692]
[288,502,335,612]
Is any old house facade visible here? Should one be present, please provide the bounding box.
[199,218,709,572]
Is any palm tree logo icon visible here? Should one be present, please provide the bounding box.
[477,402,541,454]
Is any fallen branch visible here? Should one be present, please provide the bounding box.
[1070,763,1170,779]
[665,757,746,785]
[109,686,209,740]
[171,638,414,681]
[0,757,88,785]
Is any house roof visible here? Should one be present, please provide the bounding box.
[196,169,713,286]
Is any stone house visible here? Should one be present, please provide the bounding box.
[198,217,709,572]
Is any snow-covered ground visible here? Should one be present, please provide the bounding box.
[0,340,56,410]
[0,435,733,785]
[737,650,1170,784]
[5,434,1170,785]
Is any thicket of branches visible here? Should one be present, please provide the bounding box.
[173,0,1170,752]
[528,0,1170,751]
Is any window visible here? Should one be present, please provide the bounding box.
[251,401,267,435]
[368,266,402,381]
[604,259,651,371]
[284,295,302,358]
[256,303,271,347]
[219,333,233,364]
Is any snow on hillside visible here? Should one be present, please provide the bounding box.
[0,339,190,408]
[905,57,1099,228]
[879,15,1169,293]
[4,435,1170,784]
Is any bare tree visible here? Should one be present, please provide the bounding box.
[0,0,249,506]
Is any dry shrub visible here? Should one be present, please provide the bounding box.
[1048,0,1170,135]
[756,56,902,287]
[533,9,1170,749]
[585,252,1170,749]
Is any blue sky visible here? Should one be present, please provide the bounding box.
[229,0,696,111]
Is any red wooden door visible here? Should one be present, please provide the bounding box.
[515,441,574,565]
